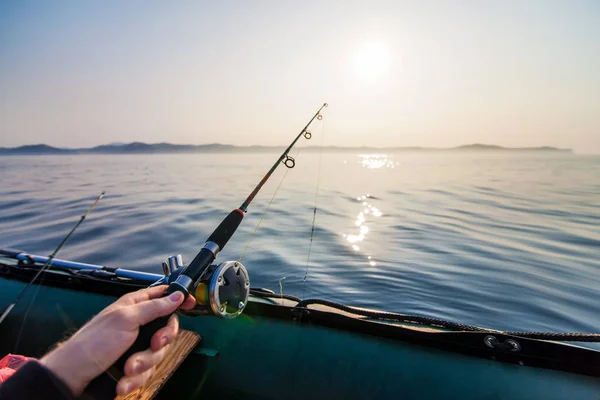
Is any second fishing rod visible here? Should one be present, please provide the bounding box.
[87,103,328,395]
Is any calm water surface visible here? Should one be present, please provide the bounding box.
[1,152,599,335]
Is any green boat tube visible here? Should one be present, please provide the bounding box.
[0,249,599,399]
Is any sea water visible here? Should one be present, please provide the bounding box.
[1,151,598,334]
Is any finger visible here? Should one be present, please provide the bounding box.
[101,286,168,314]
[123,285,169,305]
[123,345,170,377]
[131,291,184,326]
[181,294,197,310]
[150,314,178,352]
[116,367,154,396]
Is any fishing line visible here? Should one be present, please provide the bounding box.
[302,116,326,299]
[8,191,105,351]
[239,147,301,262]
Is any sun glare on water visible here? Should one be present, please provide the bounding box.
[353,41,392,83]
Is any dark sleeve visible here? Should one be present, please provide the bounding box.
[0,360,74,400]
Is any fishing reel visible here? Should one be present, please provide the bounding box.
[161,255,250,319]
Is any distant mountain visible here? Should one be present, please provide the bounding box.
[87,142,247,154]
[0,142,573,155]
[455,144,504,151]
[0,144,76,155]
[452,144,569,152]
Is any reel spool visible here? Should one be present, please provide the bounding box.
[193,261,250,319]
[161,256,250,319]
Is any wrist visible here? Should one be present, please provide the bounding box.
[40,342,92,396]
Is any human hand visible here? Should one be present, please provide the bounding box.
[40,286,196,396]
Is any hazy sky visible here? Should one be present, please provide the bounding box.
[1,1,599,153]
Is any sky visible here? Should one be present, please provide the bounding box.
[1,1,599,153]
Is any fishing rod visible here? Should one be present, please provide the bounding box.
[0,191,105,327]
[98,103,328,386]
[175,102,326,298]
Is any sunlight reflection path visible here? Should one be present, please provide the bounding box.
[343,193,383,267]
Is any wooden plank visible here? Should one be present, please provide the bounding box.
[115,330,201,400]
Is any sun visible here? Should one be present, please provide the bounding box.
[353,41,392,83]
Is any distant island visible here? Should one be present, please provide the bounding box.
[0,142,573,155]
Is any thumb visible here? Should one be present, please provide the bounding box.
[131,291,184,326]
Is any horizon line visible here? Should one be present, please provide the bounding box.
[0,141,574,152]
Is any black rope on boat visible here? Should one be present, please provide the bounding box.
[292,298,600,342]
[494,331,600,342]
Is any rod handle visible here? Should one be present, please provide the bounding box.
[206,209,244,249]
